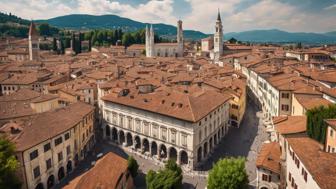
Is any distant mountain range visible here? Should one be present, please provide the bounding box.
[225,29,336,44]
[2,12,336,44]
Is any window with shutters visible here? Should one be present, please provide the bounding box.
[55,137,62,146]
[44,143,51,152]
[46,159,52,170]
[127,117,133,130]
[112,112,117,124]
[119,115,124,127]
[181,134,187,147]
[171,130,176,144]
[30,150,38,161]
[66,145,71,156]
[58,152,63,162]
[144,121,149,135]
[288,172,292,181]
[152,124,158,138]
[161,127,167,141]
[262,174,268,181]
[65,132,70,140]
[33,166,40,178]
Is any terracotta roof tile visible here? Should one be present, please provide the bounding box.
[256,142,281,174]
[63,152,130,189]
[286,135,336,189]
[273,116,307,135]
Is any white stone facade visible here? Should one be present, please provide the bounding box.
[285,145,320,189]
[101,100,230,170]
[145,21,184,58]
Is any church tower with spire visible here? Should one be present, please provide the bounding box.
[214,10,223,56]
[28,21,39,61]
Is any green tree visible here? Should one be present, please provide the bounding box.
[228,37,238,44]
[122,32,134,47]
[297,42,302,49]
[60,39,65,54]
[127,156,139,178]
[78,32,83,53]
[207,157,248,189]
[307,104,336,143]
[146,159,183,189]
[52,37,57,52]
[0,136,21,189]
[39,23,59,36]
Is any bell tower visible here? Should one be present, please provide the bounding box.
[214,9,223,56]
[28,21,39,61]
[177,20,184,57]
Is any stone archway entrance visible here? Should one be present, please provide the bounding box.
[159,144,167,159]
[142,138,150,153]
[105,125,110,137]
[66,160,73,173]
[203,142,208,158]
[169,147,177,162]
[35,183,44,189]
[151,141,158,156]
[209,137,213,151]
[197,146,202,162]
[134,136,141,149]
[126,133,133,146]
[119,130,125,145]
[58,167,65,181]
[112,127,118,142]
[47,175,55,189]
[180,150,188,165]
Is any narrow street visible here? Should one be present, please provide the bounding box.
[56,96,268,189]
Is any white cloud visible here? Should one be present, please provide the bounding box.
[0,0,177,25]
[183,0,240,33]
[324,4,336,10]
[0,0,335,33]
[223,0,336,33]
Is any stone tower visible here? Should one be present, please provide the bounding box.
[146,25,155,57]
[214,10,223,56]
[177,20,184,57]
[28,21,39,61]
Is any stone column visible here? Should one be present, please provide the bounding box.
[167,147,170,160]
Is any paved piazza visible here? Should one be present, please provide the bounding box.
[56,96,268,189]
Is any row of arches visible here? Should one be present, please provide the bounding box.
[35,161,73,189]
[197,126,227,163]
[106,125,189,165]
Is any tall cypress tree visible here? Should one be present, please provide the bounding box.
[78,32,82,53]
[52,37,57,52]
[88,37,92,52]
[71,32,76,52]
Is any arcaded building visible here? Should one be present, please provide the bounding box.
[100,86,231,170]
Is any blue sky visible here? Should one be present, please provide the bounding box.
[1,0,335,33]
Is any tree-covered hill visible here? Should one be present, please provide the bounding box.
[36,14,208,40]
[0,12,30,25]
